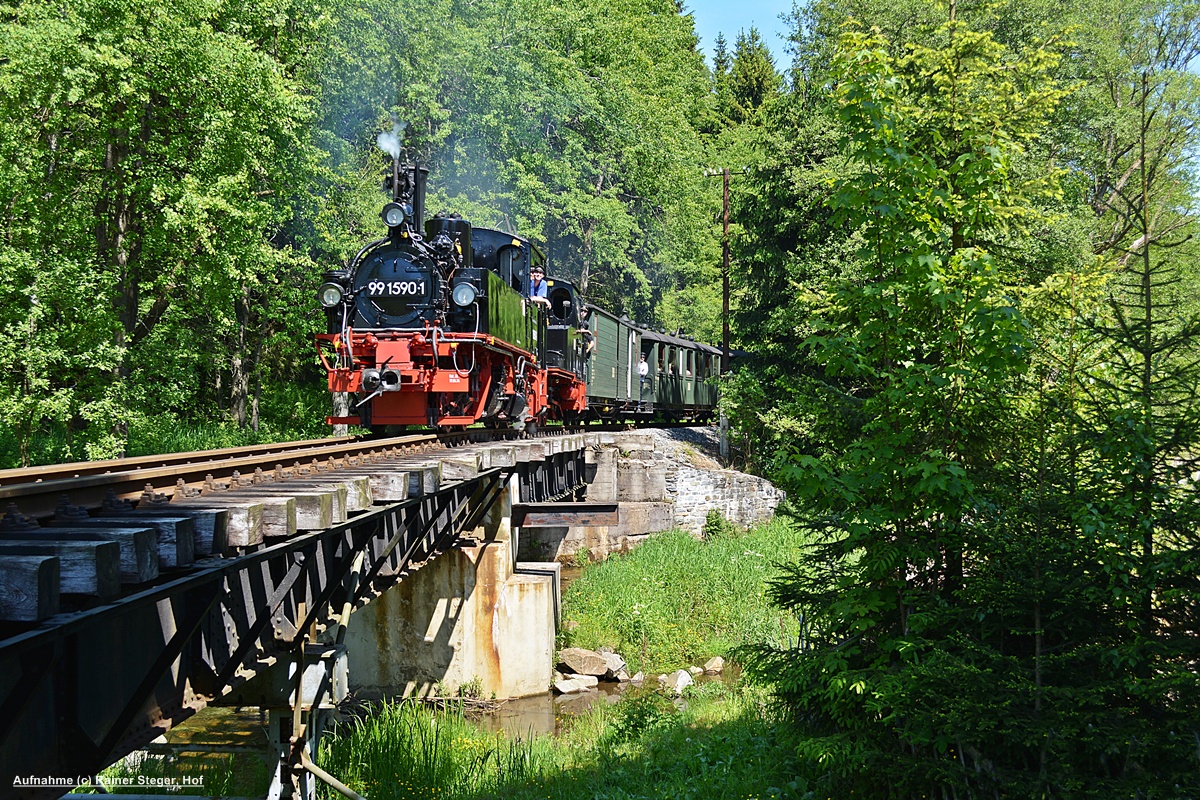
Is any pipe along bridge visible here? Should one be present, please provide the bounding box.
[0,434,611,799]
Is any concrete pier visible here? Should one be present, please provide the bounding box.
[345,473,561,699]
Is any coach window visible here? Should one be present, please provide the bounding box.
[668,347,676,374]
[657,346,666,372]
[686,351,694,377]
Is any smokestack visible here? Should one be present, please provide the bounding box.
[391,163,428,232]
[385,163,429,237]
[410,165,428,230]
[375,121,426,232]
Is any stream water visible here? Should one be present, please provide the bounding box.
[162,665,736,755]
[481,667,739,738]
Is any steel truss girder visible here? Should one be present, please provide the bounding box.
[518,450,586,504]
[0,460,582,800]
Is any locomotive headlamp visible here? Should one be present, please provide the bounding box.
[318,282,344,308]
[361,369,382,391]
[381,202,406,228]
[451,282,477,307]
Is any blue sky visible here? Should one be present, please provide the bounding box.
[684,0,795,69]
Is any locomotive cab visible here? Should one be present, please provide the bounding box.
[543,279,584,378]
[472,228,531,291]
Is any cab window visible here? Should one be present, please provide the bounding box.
[549,287,575,322]
[501,246,528,294]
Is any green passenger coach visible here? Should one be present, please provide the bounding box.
[636,329,720,423]
[584,306,640,413]
[576,316,718,424]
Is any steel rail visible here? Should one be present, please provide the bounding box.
[0,420,685,522]
[0,432,456,521]
[0,435,364,484]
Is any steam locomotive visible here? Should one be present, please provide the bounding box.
[316,163,719,431]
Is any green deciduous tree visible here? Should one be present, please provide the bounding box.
[0,0,720,462]
[735,2,1200,793]
[0,0,323,460]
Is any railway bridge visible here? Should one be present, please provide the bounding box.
[0,432,611,800]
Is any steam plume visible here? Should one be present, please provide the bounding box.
[376,121,407,159]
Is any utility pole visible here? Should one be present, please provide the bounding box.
[704,166,744,463]
[722,167,731,374]
[719,168,731,463]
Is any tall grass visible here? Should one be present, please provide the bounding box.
[560,517,808,674]
[124,415,329,457]
[317,699,551,800]
[0,384,336,468]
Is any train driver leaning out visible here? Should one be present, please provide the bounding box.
[528,266,550,307]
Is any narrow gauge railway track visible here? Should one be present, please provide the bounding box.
[0,430,485,522]
[0,424,610,624]
[0,422,666,522]
[0,435,371,483]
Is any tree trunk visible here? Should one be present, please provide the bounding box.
[230,284,258,428]
[96,131,137,455]
[230,351,249,426]
[251,378,260,432]
[579,223,593,297]
[332,393,349,436]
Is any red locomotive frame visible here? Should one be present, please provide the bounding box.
[316,325,586,429]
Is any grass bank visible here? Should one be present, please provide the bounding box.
[560,517,807,674]
[0,383,333,468]
[314,515,812,799]
[317,684,808,800]
[80,752,270,795]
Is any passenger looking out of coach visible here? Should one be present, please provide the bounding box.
[578,309,596,359]
[639,354,649,393]
[528,266,550,308]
